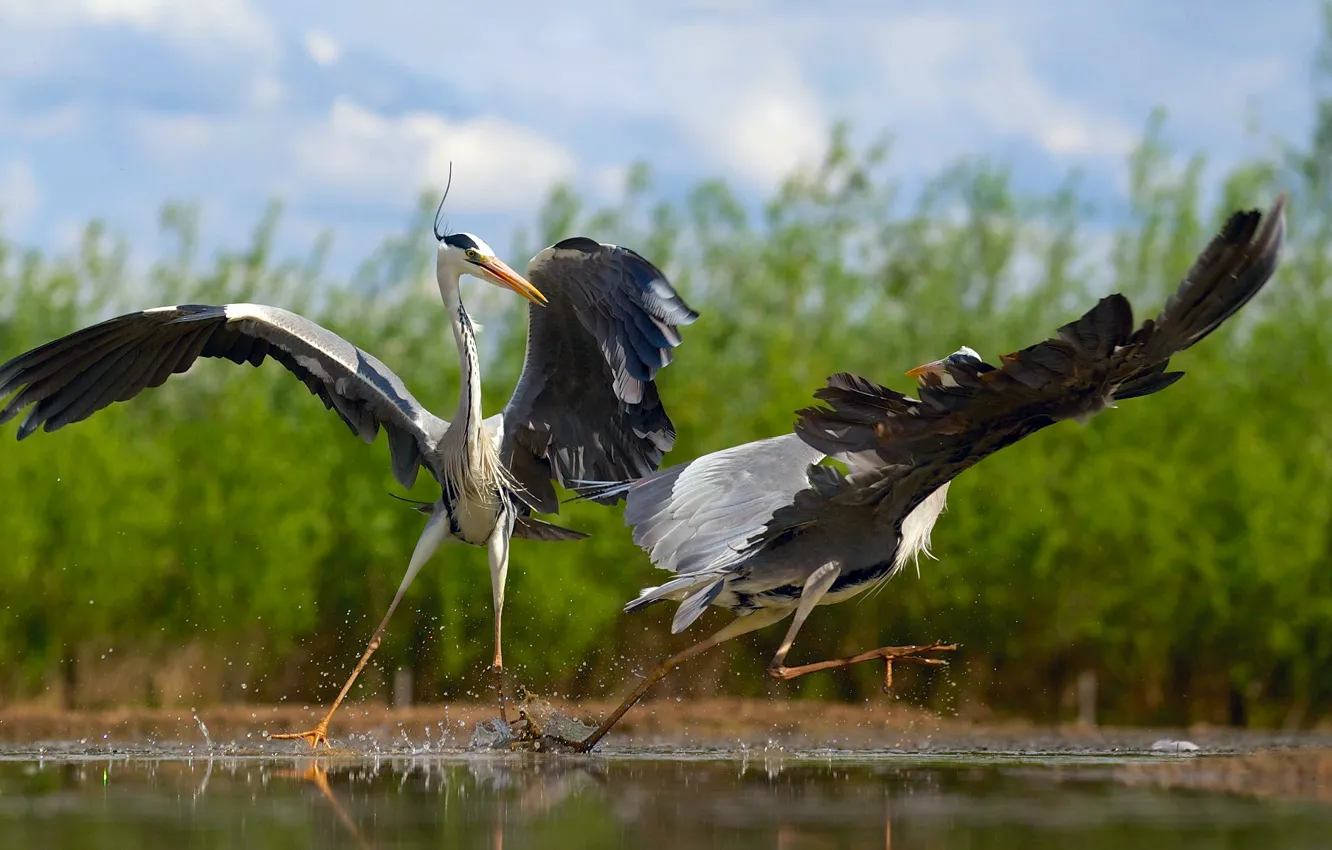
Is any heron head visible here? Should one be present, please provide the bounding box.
[436,232,547,305]
[906,345,983,384]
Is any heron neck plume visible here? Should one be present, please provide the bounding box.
[437,265,508,507]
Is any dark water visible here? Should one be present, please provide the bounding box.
[0,750,1328,849]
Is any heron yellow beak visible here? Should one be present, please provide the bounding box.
[477,257,548,305]
[906,359,947,380]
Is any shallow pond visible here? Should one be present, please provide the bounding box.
[0,746,1328,849]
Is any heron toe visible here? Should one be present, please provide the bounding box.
[767,641,958,682]
[271,723,331,749]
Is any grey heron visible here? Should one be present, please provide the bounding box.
[565,195,1285,752]
[0,207,698,748]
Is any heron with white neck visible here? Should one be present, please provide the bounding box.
[0,189,698,748]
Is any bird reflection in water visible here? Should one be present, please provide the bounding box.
[275,757,607,849]
[275,761,374,850]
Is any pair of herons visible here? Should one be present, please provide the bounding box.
[0,192,1286,751]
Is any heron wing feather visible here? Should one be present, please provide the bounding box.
[786,195,1286,537]
[499,239,697,514]
[623,433,825,577]
[0,303,448,489]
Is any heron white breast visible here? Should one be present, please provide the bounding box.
[893,481,951,577]
[451,491,503,546]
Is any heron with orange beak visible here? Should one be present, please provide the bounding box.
[561,195,1283,752]
[0,186,698,748]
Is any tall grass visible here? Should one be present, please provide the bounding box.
[1,101,1330,726]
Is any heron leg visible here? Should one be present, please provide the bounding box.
[765,561,840,674]
[487,518,514,722]
[272,509,449,749]
[768,642,957,688]
[570,607,788,753]
[763,561,956,687]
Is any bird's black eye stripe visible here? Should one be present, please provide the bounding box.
[442,233,479,251]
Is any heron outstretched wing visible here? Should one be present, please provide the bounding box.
[498,238,698,514]
[779,195,1287,541]
[0,303,449,489]
[623,433,825,577]
[606,432,824,625]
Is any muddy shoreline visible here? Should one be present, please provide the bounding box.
[2,697,1330,752]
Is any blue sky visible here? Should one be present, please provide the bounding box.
[0,0,1322,277]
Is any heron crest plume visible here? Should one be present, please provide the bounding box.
[432,161,454,242]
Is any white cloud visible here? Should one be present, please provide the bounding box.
[342,10,830,191]
[0,101,86,139]
[713,89,827,185]
[0,0,1313,279]
[869,12,1135,162]
[590,164,630,201]
[292,99,577,212]
[304,30,341,67]
[622,22,829,186]
[383,7,1136,188]
[0,158,42,236]
[128,112,221,163]
[248,74,284,109]
[0,0,275,55]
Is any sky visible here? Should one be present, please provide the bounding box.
[0,0,1322,278]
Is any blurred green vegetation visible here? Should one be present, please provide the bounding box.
[4,67,1332,731]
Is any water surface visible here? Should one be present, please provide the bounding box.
[0,748,1328,849]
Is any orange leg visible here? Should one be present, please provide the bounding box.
[271,601,403,748]
[571,608,787,752]
[760,562,955,689]
[768,642,957,689]
[273,509,449,749]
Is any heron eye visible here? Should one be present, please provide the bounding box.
[465,249,478,260]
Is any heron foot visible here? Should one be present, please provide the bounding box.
[517,723,594,754]
[570,732,601,754]
[767,641,958,688]
[270,721,332,749]
[501,732,585,754]
[491,665,529,724]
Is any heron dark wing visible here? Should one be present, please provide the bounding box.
[769,194,1287,545]
[1141,194,1287,363]
[499,238,698,513]
[0,303,448,489]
